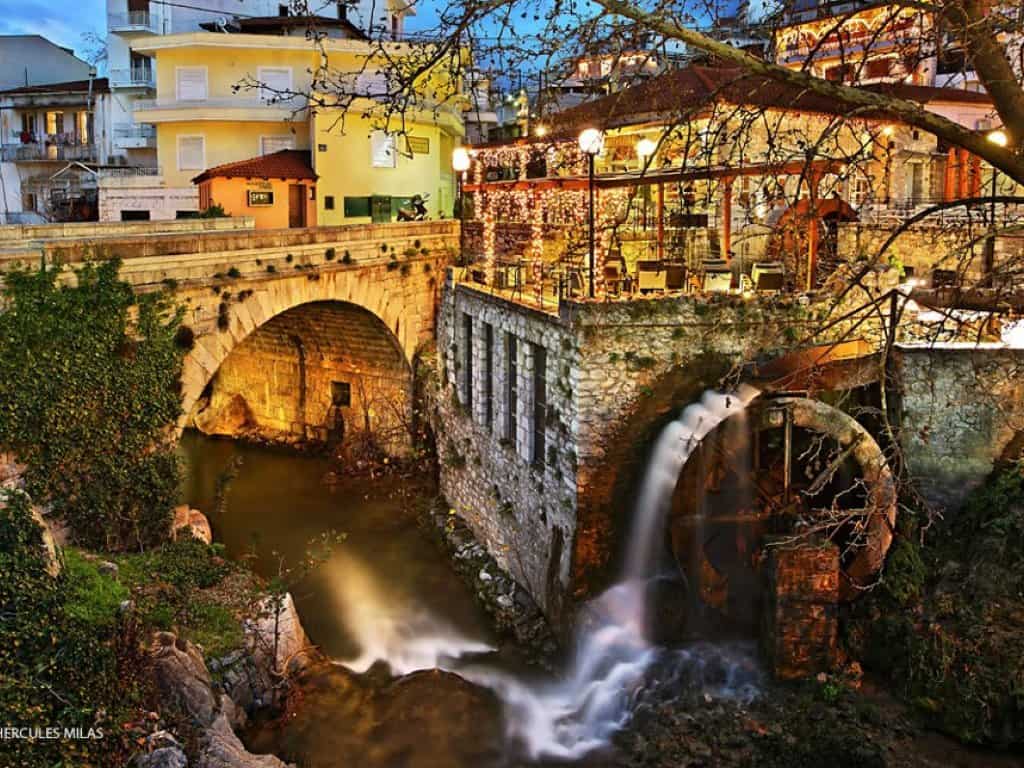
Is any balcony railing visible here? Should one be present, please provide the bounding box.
[132,95,308,112]
[108,10,160,33]
[114,125,156,139]
[0,143,97,162]
[109,67,155,88]
[98,166,162,178]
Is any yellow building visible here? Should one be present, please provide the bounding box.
[130,17,464,224]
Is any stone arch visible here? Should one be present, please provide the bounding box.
[180,266,432,426]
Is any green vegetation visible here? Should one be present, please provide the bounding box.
[0,490,150,767]
[847,462,1024,746]
[0,260,184,550]
[199,203,227,218]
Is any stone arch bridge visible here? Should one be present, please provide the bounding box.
[0,218,458,449]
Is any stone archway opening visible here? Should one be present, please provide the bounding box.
[188,300,413,457]
[654,396,896,654]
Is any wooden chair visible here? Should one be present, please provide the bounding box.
[637,260,667,293]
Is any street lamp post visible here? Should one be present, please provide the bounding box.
[984,129,1008,281]
[452,146,471,266]
[578,128,604,298]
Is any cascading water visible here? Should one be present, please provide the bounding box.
[329,387,762,761]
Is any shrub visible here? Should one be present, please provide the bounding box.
[285,254,294,263]
[342,250,354,264]
[0,261,184,550]
[0,490,152,767]
[199,203,227,218]
[266,264,277,273]
[174,324,196,351]
[161,277,179,290]
[325,247,336,261]
[226,267,242,279]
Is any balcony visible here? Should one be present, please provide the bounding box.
[132,95,309,123]
[113,124,156,150]
[108,10,161,35]
[109,66,155,90]
[0,142,97,163]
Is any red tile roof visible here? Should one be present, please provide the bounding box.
[542,65,992,136]
[192,149,317,184]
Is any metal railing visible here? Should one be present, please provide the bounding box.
[113,124,156,139]
[0,143,97,162]
[97,166,162,178]
[108,10,160,33]
[109,66,155,88]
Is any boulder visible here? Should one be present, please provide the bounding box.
[136,746,188,768]
[194,393,254,438]
[173,505,213,545]
[98,560,119,578]
[246,592,312,676]
[151,632,218,727]
[198,713,294,768]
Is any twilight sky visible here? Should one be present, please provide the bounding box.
[0,0,107,59]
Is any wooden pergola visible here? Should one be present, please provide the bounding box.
[465,157,846,286]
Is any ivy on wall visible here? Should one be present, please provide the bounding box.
[0,260,185,550]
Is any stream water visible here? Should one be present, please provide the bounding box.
[178,389,763,767]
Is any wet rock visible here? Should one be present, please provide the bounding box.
[246,592,312,676]
[173,505,213,545]
[194,393,254,438]
[151,632,218,727]
[136,746,188,768]
[198,713,293,768]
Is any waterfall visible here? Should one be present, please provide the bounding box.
[330,386,762,761]
[462,386,762,760]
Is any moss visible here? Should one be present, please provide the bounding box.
[63,550,130,629]
[880,536,926,606]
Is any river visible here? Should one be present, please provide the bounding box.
[178,432,539,768]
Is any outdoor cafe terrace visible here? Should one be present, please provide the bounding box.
[454,136,851,314]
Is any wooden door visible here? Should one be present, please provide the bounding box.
[288,185,305,228]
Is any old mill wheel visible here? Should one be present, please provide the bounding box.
[667,395,897,636]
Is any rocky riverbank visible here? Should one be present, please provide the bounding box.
[420,499,559,665]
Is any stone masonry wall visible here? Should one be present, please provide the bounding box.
[199,302,411,453]
[433,273,579,626]
[896,344,1024,510]
[433,279,893,629]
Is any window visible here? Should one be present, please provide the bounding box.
[483,323,494,431]
[247,190,274,206]
[343,196,370,217]
[505,333,518,444]
[324,195,335,210]
[175,67,207,101]
[121,210,150,221]
[531,344,547,467]
[175,210,200,219]
[331,381,351,407]
[337,2,347,19]
[391,14,399,39]
[865,58,893,80]
[278,4,289,16]
[177,135,205,171]
[371,131,397,168]
[46,111,64,135]
[260,135,295,155]
[463,313,474,411]
[258,67,292,103]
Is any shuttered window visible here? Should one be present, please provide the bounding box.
[176,67,207,101]
[371,131,397,168]
[177,135,205,171]
[258,67,293,102]
[260,135,295,155]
